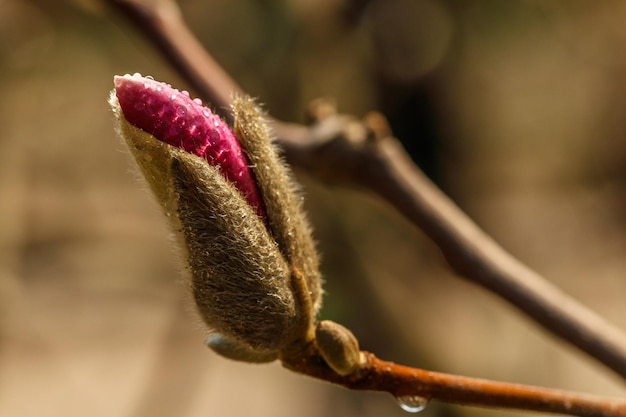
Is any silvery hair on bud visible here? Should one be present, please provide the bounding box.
[231,95,323,316]
[172,154,297,352]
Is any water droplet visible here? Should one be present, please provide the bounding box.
[193,98,203,105]
[396,396,429,413]
[175,105,187,117]
[145,75,154,80]
[191,115,205,129]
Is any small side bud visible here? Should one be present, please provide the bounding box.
[315,320,361,376]
[206,333,279,363]
[171,156,297,351]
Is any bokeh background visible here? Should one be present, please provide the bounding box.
[1,1,626,416]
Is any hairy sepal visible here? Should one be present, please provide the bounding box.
[232,95,323,318]
[172,155,296,351]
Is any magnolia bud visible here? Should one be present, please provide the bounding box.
[109,74,321,358]
[315,320,362,376]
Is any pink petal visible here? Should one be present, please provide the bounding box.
[114,74,267,220]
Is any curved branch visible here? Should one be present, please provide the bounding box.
[282,346,626,417]
[277,118,626,381]
[104,0,626,382]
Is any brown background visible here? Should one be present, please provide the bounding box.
[1,1,626,416]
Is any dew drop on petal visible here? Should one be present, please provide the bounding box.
[193,98,202,105]
[396,396,429,413]
[175,105,187,117]
[145,75,154,80]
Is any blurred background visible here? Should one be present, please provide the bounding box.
[1,0,626,416]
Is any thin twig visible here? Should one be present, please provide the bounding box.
[103,0,626,382]
[278,118,626,383]
[282,346,626,417]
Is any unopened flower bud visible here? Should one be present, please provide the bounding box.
[109,74,322,358]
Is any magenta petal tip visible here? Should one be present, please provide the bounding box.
[113,74,267,220]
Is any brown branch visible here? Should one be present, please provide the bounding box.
[276,115,626,381]
[282,345,626,417]
[104,0,626,393]
[295,105,626,364]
